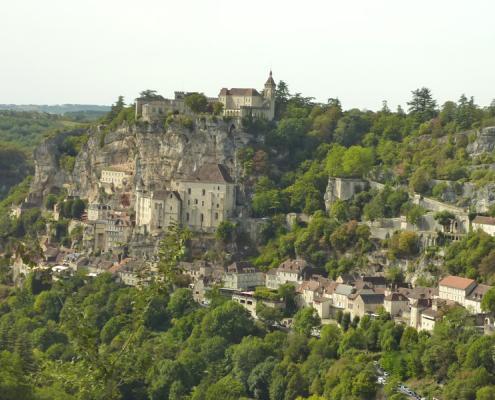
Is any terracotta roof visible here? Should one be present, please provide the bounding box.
[439,275,476,290]
[183,164,233,184]
[277,259,310,274]
[473,216,495,226]
[219,88,261,97]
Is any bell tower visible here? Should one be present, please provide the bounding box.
[264,70,276,99]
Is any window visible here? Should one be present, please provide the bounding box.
[202,189,205,196]
[195,199,198,204]
[200,214,204,223]
[188,200,190,205]
[188,188,191,194]
[215,213,218,220]
[216,203,219,208]
[202,201,204,206]
[186,213,190,221]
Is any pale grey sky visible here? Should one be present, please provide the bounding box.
[1,0,494,110]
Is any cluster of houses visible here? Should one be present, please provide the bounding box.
[178,257,494,333]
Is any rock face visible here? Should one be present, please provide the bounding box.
[29,129,86,205]
[467,126,495,156]
[324,177,369,210]
[29,119,256,205]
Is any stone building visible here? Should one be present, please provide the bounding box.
[176,164,236,232]
[135,163,236,234]
[135,92,196,122]
[222,261,265,291]
[219,71,276,120]
[135,188,182,234]
[100,168,133,189]
[87,203,111,221]
[472,215,495,236]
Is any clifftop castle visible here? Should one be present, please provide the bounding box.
[135,71,276,122]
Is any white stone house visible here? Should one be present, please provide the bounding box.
[100,168,133,189]
[222,262,265,291]
[438,275,477,305]
[472,216,495,236]
[266,259,312,290]
[231,291,285,319]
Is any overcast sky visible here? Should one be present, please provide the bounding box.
[1,0,494,110]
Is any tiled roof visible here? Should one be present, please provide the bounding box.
[384,292,409,302]
[277,259,310,274]
[467,284,491,302]
[439,275,476,290]
[219,88,262,97]
[183,164,233,184]
[359,293,385,304]
[473,216,495,226]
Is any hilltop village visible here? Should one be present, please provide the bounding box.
[4,72,495,399]
[5,72,495,340]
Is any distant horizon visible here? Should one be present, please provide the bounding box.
[1,0,494,110]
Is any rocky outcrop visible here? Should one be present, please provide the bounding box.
[324,177,369,210]
[29,119,256,205]
[467,126,495,156]
[28,129,86,205]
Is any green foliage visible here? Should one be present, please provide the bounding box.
[215,220,236,244]
[185,93,208,113]
[293,307,321,336]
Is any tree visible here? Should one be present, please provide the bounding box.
[201,301,254,343]
[293,307,321,336]
[205,375,246,400]
[185,93,208,113]
[407,87,438,123]
[45,194,57,211]
[481,288,495,314]
[157,224,191,285]
[216,220,236,244]
[167,288,197,318]
[70,198,85,220]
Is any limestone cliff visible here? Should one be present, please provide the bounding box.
[29,118,256,205]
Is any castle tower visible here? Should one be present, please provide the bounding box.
[264,70,276,99]
[264,70,276,119]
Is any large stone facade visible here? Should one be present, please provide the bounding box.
[135,163,236,233]
[219,71,276,120]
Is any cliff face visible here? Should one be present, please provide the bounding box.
[467,126,495,157]
[30,119,255,204]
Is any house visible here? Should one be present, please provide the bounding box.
[472,216,495,236]
[222,262,265,290]
[266,259,312,289]
[351,293,385,318]
[333,284,354,310]
[135,188,182,234]
[464,283,491,314]
[384,292,410,317]
[87,203,111,222]
[296,276,336,319]
[100,167,133,189]
[438,275,477,305]
[231,291,285,319]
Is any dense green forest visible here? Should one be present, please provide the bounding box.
[1,242,495,400]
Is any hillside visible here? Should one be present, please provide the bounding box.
[1,87,495,399]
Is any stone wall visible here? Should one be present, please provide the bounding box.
[324,177,369,210]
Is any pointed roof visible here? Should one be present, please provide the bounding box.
[265,70,275,87]
[182,164,233,184]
